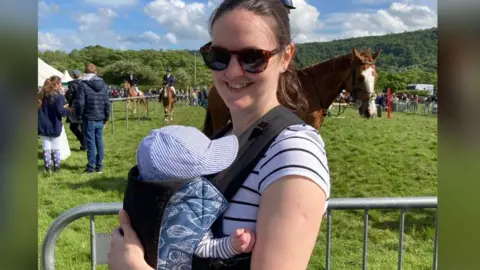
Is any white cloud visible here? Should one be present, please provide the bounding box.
[38,1,60,17]
[38,0,437,51]
[164,32,177,44]
[144,0,212,42]
[118,31,179,48]
[142,0,436,46]
[289,0,324,43]
[38,8,126,51]
[38,32,63,51]
[74,8,117,32]
[319,2,437,40]
[83,0,137,7]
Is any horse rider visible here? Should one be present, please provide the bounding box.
[162,68,176,99]
[127,73,140,96]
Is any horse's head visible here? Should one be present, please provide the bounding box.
[343,48,381,118]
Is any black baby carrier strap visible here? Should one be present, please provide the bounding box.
[122,105,305,270]
[122,166,188,268]
[192,105,306,269]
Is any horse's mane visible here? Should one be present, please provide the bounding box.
[299,48,376,74]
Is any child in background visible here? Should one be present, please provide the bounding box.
[38,75,69,173]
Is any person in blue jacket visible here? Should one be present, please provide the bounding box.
[38,75,69,173]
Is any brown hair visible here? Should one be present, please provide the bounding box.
[208,0,308,116]
[84,63,97,74]
[38,75,61,108]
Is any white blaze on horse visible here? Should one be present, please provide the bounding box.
[159,85,175,122]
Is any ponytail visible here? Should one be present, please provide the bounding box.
[277,60,308,118]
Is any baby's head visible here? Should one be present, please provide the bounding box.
[136,125,238,181]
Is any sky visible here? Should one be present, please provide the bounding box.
[38,0,437,52]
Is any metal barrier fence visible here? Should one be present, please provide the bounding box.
[387,101,438,116]
[107,94,190,134]
[40,196,437,270]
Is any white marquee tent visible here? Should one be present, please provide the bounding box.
[62,70,73,83]
[38,58,64,87]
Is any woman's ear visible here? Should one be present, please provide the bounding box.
[280,42,295,72]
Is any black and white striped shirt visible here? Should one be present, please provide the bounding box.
[194,231,239,259]
[220,124,331,236]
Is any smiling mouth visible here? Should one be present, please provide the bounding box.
[225,81,253,90]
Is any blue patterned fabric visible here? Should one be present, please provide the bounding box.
[156,177,228,270]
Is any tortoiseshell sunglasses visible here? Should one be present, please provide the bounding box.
[199,41,282,73]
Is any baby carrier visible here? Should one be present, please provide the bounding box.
[123,105,305,269]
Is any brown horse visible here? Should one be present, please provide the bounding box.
[123,80,148,115]
[202,48,381,137]
[159,86,174,122]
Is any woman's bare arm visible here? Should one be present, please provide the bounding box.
[251,175,326,270]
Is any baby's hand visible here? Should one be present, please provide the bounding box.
[231,228,256,253]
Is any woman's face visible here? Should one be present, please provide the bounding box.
[210,9,291,113]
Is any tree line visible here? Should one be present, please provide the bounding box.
[38,27,437,93]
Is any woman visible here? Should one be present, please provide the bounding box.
[38,75,69,173]
[108,0,330,269]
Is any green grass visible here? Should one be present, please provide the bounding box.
[38,101,437,270]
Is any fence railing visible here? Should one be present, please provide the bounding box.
[40,196,438,270]
[387,101,438,115]
[106,94,191,134]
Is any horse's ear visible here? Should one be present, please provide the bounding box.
[352,48,362,60]
[372,49,382,60]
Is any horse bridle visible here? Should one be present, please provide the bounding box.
[306,58,377,129]
[349,60,377,105]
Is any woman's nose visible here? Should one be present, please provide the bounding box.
[224,55,245,78]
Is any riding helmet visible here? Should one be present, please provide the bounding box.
[281,0,296,9]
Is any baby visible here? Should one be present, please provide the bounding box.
[135,125,256,259]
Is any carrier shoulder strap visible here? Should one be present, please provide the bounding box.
[210,105,305,202]
[191,105,305,269]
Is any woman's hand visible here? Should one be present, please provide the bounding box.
[108,209,154,270]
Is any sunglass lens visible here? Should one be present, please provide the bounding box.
[203,47,230,71]
[239,50,267,73]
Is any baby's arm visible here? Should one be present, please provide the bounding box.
[195,230,239,259]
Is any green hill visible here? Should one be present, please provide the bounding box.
[38,28,437,92]
[295,28,437,72]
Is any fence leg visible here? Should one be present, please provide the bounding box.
[146,98,149,119]
[326,210,332,270]
[362,209,368,270]
[125,100,128,130]
[110,102,114,135]
[90,215,96,270]
[432,211,438,270]
[398,209,406,270]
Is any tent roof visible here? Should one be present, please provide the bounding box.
[62,70,73,83]
[38,58,63,87]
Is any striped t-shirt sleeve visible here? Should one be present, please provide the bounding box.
[194,230,240,259]
[256,124,331,208]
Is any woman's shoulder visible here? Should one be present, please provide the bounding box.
[254,124,330,199]
[272,124,325,149]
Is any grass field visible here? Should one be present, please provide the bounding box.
[38,101,437,270]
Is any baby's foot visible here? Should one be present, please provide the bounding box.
[231,228,256,253]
